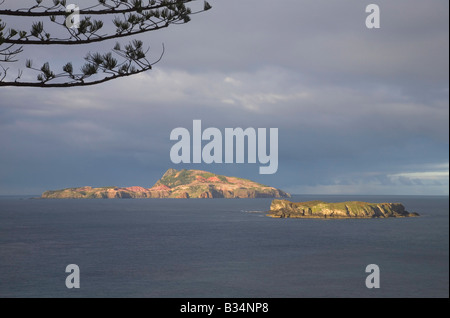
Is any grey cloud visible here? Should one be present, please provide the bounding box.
[0,0,448,195]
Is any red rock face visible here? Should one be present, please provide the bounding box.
[150,185,171,191]
[195,175,206,182]
[124,186,148,192]
[206,176,221,182]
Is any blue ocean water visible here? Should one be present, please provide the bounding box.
[0,195,448,298]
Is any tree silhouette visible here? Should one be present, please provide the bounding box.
[0,0,211,87]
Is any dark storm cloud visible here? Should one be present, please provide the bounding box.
[0,0,448,195]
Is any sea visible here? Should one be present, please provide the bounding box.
[0,195,448,298]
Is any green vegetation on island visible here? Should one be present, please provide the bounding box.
[268,200,419,218]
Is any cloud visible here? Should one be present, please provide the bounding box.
[1,62,448,194]
[387,163,449,188]
[0,0,448,195]
[285,164,449,195]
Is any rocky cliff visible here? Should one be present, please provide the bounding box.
[267,200,419,218]
[41,169,290,199]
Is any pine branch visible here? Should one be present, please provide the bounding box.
[0,0,195,17]
[0,67,149,87]
[0,0,212,87]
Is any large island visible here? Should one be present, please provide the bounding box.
[41,169,290,199]
[268,200,419,218]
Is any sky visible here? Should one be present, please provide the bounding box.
[0,0,448,195]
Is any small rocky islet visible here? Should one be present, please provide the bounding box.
[267,199,419,218]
